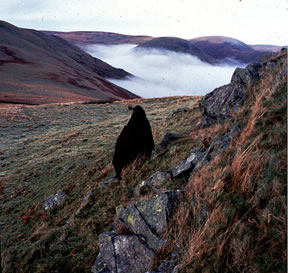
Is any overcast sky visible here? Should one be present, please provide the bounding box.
[0,0,287,45]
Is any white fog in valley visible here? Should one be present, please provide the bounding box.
[85,44,243,98]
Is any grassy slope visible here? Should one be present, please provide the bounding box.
[1,51,286,273]
[0,96,200,272]
[155,52,287,272]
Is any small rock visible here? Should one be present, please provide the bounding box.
[99,177,119,188]
[172,147,205,178]
[166,108,190,119]
[134,171,171,196]
[160,133,182,149]
[43,192,65,210]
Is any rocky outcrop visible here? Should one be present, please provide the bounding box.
[92,191,180,273]
[199,62,262,127]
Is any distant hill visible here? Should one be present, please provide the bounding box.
[250,44,284,53]
[43,31,283,65]
[0,21,138,105]
[190,36,283,64]
[135,37,218,64]
[43,31,153,46]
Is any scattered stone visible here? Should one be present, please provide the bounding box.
[166,108,190,119]
[172,147,205,178]
[43,192,65,210]
[160,133,182,149]
[63,163,73,172]
[99,177,119,188]
[134,171,172,196]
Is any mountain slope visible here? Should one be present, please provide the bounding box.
[43,30,153,45]
[0,21,138,105]
[136,37,217,64]
[190,36,280,64]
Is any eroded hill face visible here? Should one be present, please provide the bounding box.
[0,21,138,105]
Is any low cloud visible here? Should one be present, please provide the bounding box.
[85,44,242,98]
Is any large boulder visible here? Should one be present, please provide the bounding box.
[199,63,262,127]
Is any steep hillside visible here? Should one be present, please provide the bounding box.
[135,37,217,64]
[153,48,287,272]
[190,36,281,64]
[0,21,138,105]
[0,50,286,273]
[43,30,153,45]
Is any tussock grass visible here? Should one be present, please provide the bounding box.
[154,53,287,272]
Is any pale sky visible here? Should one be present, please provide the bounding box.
[0,0,287,45]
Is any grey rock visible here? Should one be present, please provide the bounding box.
[166,108,190,119]
[114,235,154,273]
[135,191,180,234]
[193,125,241,173]
[135,171,172,196]
[172,147,205,178]
[172,159,194,178]
[94,192,180,273]
[92,232,154,273]
[99,177,118,188]
[160,133,182,149]
[115,191,179,249]
[43,192,65,210]
[199,62,262,127]
[114,204,164,250]
[92,232,116,273]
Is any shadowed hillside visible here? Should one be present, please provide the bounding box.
[0,21,138,105]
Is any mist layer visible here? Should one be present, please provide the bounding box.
[85,44,241,98]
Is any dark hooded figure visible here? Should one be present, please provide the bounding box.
[112,105,154,180]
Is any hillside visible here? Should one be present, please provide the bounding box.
[136,37,217,64]
[43,30,153,46]
[0,21,138,105]
[0,50,286,273]
[190,36,282,64]
[46,30,283,66]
